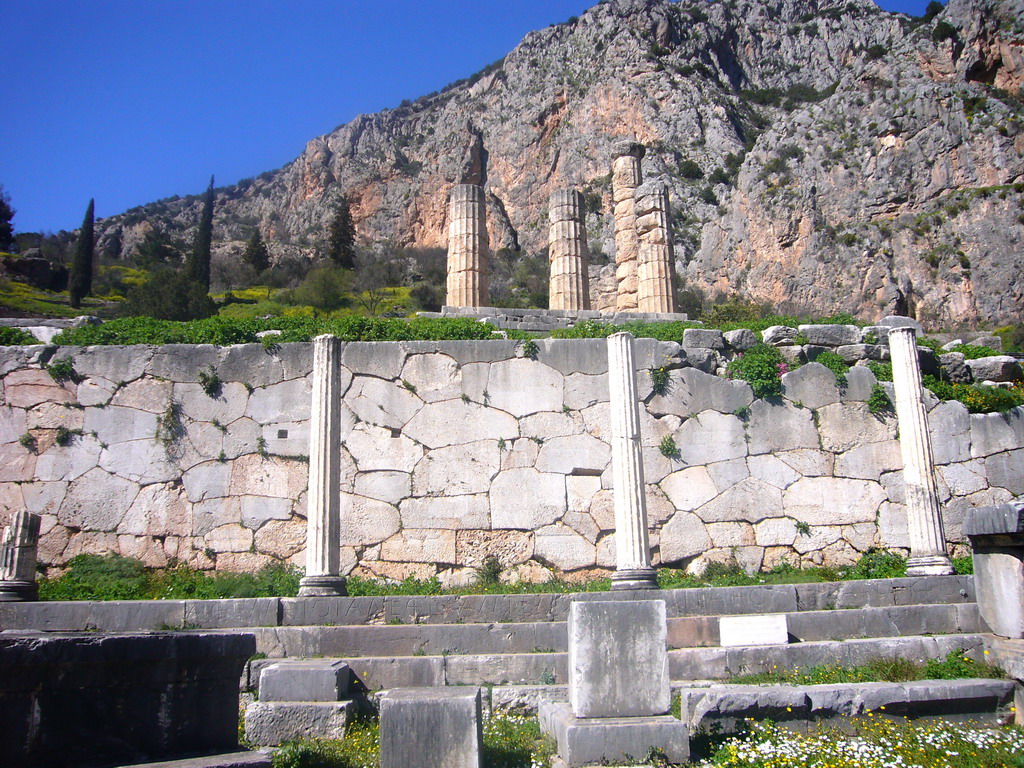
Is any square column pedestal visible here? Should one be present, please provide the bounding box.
[965,501,1024,638]
[539,599,689,766]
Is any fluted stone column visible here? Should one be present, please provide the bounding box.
[299,334,348,597]
[0,510,41,602]
[548,189,591,311]
[607,332,657,589]
[445,184,489,308]
[611,142,645,312]
[889,327,954,576]
[635,182,677,314]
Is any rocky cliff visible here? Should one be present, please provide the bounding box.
[96,0,1024,326]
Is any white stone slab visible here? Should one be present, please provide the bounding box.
[719,614,789,647]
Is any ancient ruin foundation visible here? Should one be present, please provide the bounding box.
[548,189,591,311]
[445,184,489,308]
[635,182,676,314]
[611,142,645,312]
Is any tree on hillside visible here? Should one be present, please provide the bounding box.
[120,268,217,321]
[326,196,356,269]
[68,199,95,309]
[0,186,15,252]
[134,225,180,267]
[243,229,271,274]
[186,176,215,290]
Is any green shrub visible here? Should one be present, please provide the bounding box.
[844,548,907,580]
[649,366,671,396]
[923,648,1005,680]
[953,555,974,575]
[39,554,150,601]
[659,434,681,460]
[867,384,893,415]
[813,350,848,387]
[948,343,1001,359]
[44,358,82,384]
[726,343,787,398]
[924,375,1024,413]
[868,360,893,381]
[677,159,704,180]
[0,327,40,345]
[120,270,217,321]
[932,19,957,42]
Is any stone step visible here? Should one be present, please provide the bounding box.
[0,576,975,633]
[242,602,984,660]
[483,678,1015,726]
[679,678,1015,731]
[243,633,991,691]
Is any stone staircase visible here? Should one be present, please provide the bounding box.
[239,575,988,695]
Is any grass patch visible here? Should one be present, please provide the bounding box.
[730,648,1005,686]
[696,718,1024,767]
[41,549,927,602]
[38,555,302,601]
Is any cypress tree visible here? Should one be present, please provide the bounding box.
[0,186,14,252]
[326,196,356,269]
[187,176,215,290]
[68,199,95,309]
[243,229,271,274]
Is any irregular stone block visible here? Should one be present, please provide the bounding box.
[380,687,483,768]
[724,328,757,350]
[784,477,886,526]
[676,410,747,465]
[939,352,972,383]
[966,356,1023,383]
[245,701,353,746]
[761,326,798,346]
[403,400,518,449]
[797,324,861,347]
[569,599,669,718]
[682,328,725,350]
[986,449,1024,495]
[259,659,350,702]
[719,614,789,647]
[780,363,840,409]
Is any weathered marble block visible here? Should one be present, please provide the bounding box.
[964,501,1024,638]
[380,687,483,768]
[568,599,669,718]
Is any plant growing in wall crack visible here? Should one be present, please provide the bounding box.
[156,401,184,447]
[197,366,222,397]
[649,365,671,396]
[44,358,83,384]
[520,339,539,360]
[868,384,893,416]
[659,434,681,460]
[814,350,848,388]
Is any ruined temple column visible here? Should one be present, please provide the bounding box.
[889,327,955,576]
[635,182,677,314]
[607,332,657,589]
[611,142,646,312]
[298,334,348,597]
[445,184,489,308]
[0,510,41,602]
[548,189,591,311]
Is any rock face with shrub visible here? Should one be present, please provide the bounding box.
[1,331,1021,583]
[88,0,1024,327]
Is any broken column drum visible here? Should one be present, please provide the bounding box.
[611,142,645,312]
[299,334,348,597]
[445,184,489,308]
[548,189,591,311]
[607,332,657,589]
[634,181,677,314]
[889,326,954,576]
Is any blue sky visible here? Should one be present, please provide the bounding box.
[1,0,935,235]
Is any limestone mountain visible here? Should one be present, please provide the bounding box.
[95,0,1024,326]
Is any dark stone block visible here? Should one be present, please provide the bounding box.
[0,631,254,768]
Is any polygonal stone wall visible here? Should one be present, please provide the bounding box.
[0,339,1021,583]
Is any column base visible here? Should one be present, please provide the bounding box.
[906,554,955,577]
[610,568,658,590]
[298,575,348,597]
[0,580,38,602]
